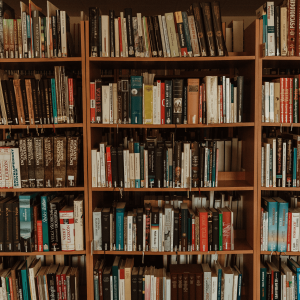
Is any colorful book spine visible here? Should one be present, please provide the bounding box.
[134,142,140,188]
[275,199,288,252]
[116,207,124,250]
[51,78,58,124]
[41,194,51,251]
[263,198,278,251]
[131,76,143,124]
[140,144,144,188]
[219,211,223,250]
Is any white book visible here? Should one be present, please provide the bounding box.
[266,2,275,56]
[120,13,124,57]
[97,151,101,187]
[59,207,75,251]
[123,18,128,57]
[162,213,165,251]
[144,149,148,188]
[280,7,288,56]
[211,273,218,300]
[109,83,113,124]
[29,259,42,300]
[114,18,120,57]
[157,81,161,124]
[282,141,286,187]
[113,83,118,123]
[126,150,130,188]
[184,143,190,188]
[21,2,29,58]
[291,211,299,251]
[102,16,110,57]
[11,148,21,188]
[263,211,268,251]
[224,270,234,300]
[60,11,67,57]
[93,208,102,250]
[202,264,211,300]
[161,16,171,57]
[158,15,167,57]
[102,85,110,124]
[100,144,106,187]
[282,273,287,300]
[153,85,158,124]
[110,275,113,300]
[129,152,135,188]
[226,78,231,123]
[264,143,270,188]
[74,197,84,250]
[91,149,97,187]
[268,138,276,187]
[269,82,274,122]
[134,152,140,188]
[205,76,218,124]
[204,148,208,186]
[265,82,270,123]
[127,213,133,251]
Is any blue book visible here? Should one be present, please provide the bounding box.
[181,12,192,55]
[94,276,100,300]
[263,14,268,56]
[21,268,30,300]
[273,197,288,252]
[51,78,58,124]
[130,76,143,124]
[134,142,140,188]
[294,148,297,187]
[216,267,222,300]
[297,273,300,300]
[112,256,121,300]
[288,259,300,273]
[116,203,125,250]
[237,270,242,300]
[262,197,278,251]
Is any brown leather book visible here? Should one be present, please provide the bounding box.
[189,273,196,300]
[26,136,36,188]
[201,2,216,56]
[44,137,53,188]
[183,272,189,298]
[171,273,178,300]
[54,136,67,187]
[187,78,200,124]
[67,136,79,187]
[19,137,29,188]
[25,79,35,125]
[34,137,44,188]
[13,79,25,124]
[177,273,183,300]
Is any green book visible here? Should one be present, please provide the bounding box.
[218,211,223,250]
[131,76,143,124]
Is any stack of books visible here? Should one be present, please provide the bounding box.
[0,193,84,252]
[89,2,227,58]
[90,74,244,125]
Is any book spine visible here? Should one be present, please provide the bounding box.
[288,0,296,56]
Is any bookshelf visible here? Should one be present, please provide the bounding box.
[85,18,259,300]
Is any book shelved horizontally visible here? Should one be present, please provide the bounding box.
[0,21,91,298]
[86,17,259,300]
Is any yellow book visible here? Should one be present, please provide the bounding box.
[144,84,153,124]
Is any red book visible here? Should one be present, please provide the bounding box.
[284,78,289,123]
[271,270,274,300]
[288,0,296,56]
[99,266,104,300]
[289,78,293,123]
[221,208,231,250]
[90,82,96,122]
[161,82,165,124]
[192,215,195,251]
[287,211,292,251]
[198,208,208,251]
[37,220,43,252]
[9,277,14,300]
[68,78,73,106]
[106,146,112,187]
[280,78,284,123]
[56,273,62,300]
[118,18,123,55]
[199,85,203,124]
[219,85,223,123]
[61,271,68,300]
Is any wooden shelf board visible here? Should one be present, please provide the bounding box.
[0,187,85,192]
[89,56,255,62]
[90,122,254,128]
[0,250,86,256]
[261,122,300,127]
[261,251,300,255]
[0,124,83,129]
[0,58,82,63]
[92,181,253,191]
[262,57,300,61]
[261,187,300,191]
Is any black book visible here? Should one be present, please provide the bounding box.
[131,267,138,300]
[27,136,36,188]
[163,146,167,187]
[33,10,40,58]
[39,79,47,124]
[43,79,51,124]
[16,261,26,300]
[276,137,282,187]
[191,141,199,187]
[201,2,216,57]
[47,265,59,300]
[0,198,9,252]
[1,80,13,124]
[52,16,58,57]
[102,208,110,250]
[109,10,115,57]
[7,80,18,124]
[211,207,219,251]
[31,79,40,124]
[20,79,30,125]
[286,139,293,187]
[237,76,244,122]
[138,267,144,300]
[47,78,54,123]
[153,16,163,57]
[200,145,205,187]
[275,6,280,56]
[48,197,66,251]
[173,208,179,250]
[111,147,118,188]
[34,136,44,188]
[147,141,155,188]
[192,3,207,56]
[211,1,227,56]
[12,199,20,252]
[147,16,157,57]
[206,208,213,251]
[266,271,271,300]
[56,10,62,57]
[137,208,143,251]
[117,146,124,188]
[183,84,187,124]
[121,80,129,123]
[155,146,163,188]
[89,7,99,57]
[174,141,182,187]
[151,207,159,250]
[209,147,213,185]
[19,137,29,188]
[125,8,135,57]
[172,79,184,124]
[103,266,111,300]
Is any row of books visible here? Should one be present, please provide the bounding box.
[0,193,84,252]
[0,66,82,125]
[90,75,244,125]
[260,258,300,300]
[89,2,227,58]
[261,197,289,252]
[93,259,242,300]
[261,134,300,188]
[0,257,80,300]
[91,137,242,188]
[256,1,299,57]
[0,135,81,189]
[0,0,80,58]
[93,200,236,252]
[262,78,300,123]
